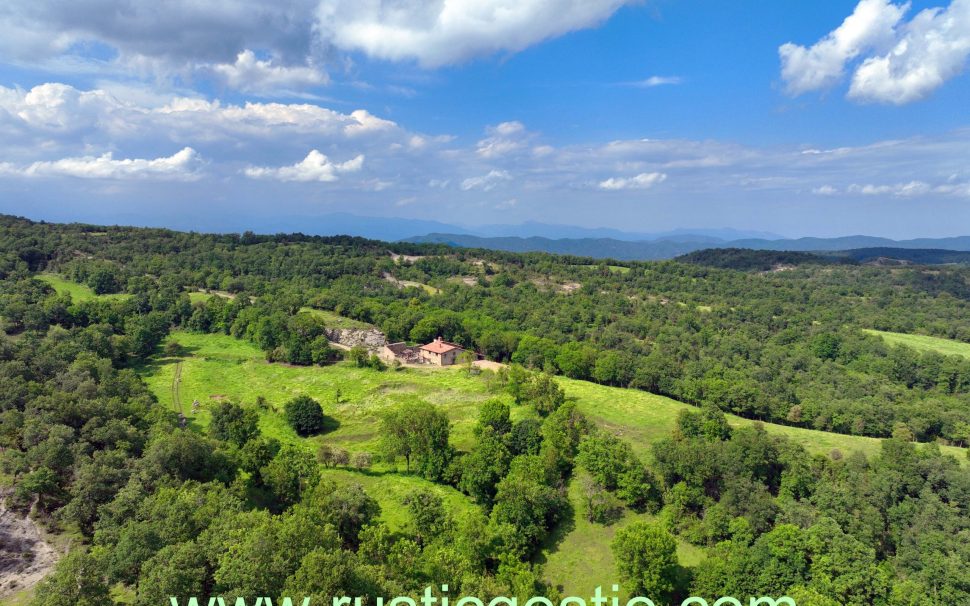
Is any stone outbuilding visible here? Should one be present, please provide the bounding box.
[379,342,422,365]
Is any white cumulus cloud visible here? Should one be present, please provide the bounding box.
[849,0,970,104]
[316,0,630,67]
[780,0,970,103]
[598,172,667,191]
[212,50,328,94]
[244,150,364,182]
[779,0,906,95]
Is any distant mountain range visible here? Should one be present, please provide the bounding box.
[18,209,970,261]
[161,213,781,244]
[404,233,970,261]
[267,215,782,243]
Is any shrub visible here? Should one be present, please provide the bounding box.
[333,448,350,466]
[352,452,373,470]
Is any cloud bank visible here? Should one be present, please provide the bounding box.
[0,0,636,93]
[1,148,201,180]
[0,81,968,234]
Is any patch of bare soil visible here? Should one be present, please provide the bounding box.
[531,278,582,293]
[472,360,505,372]
[389,253,426,264]
[0,499,60,599]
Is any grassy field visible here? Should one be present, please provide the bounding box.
[540,471,704,597]
[36,274,130,302]
[298,307,376,330]
[320,467,480,531]
[139,331,516,455]
[138,330,967,591]
[866,329,970,359]
[554,377,968,463]
[188,291,213,304]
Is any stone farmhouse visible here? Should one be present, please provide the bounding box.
[379,337,468,366]
[419,337,464,366]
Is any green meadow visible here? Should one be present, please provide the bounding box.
[540,471,705,598]
[556,377,967,462]
[866,329,970,359]
[36,274,130,302]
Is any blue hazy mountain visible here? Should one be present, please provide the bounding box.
[404,233,970,261]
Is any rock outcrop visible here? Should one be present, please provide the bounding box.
[324,328,387,351]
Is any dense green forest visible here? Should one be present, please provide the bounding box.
[2,214,970,605]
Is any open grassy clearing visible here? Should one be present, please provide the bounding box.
[865,329,970,359]
[35,274,130,302]
[187,290,236,304]
[567,264,630,274]
[188,291,213,304]
[320,467,480,531]
[540,471,704,598]
[382,273,440,295]
[298,307,376,330]
[139,331,518,455]
[559,377,966,463]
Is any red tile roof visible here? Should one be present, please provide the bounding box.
[420,338,462,354]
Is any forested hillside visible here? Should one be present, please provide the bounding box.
[5,215,970,443]
[2,214,970,605]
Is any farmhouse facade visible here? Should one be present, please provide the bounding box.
[419,337,464,366]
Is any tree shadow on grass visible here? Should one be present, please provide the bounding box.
[533,493,577,568]
[324,466,401,479]
[320,415,341,434]
[133,344,203,374]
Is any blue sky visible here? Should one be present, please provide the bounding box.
[0,0,968,238]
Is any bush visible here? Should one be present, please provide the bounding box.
[284,395,326,436]
[310,336,340,366]
[352,452,373,470]
[333,448,350,466]
[582,475,623,524]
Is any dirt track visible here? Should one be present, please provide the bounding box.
[0,499,59,600]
